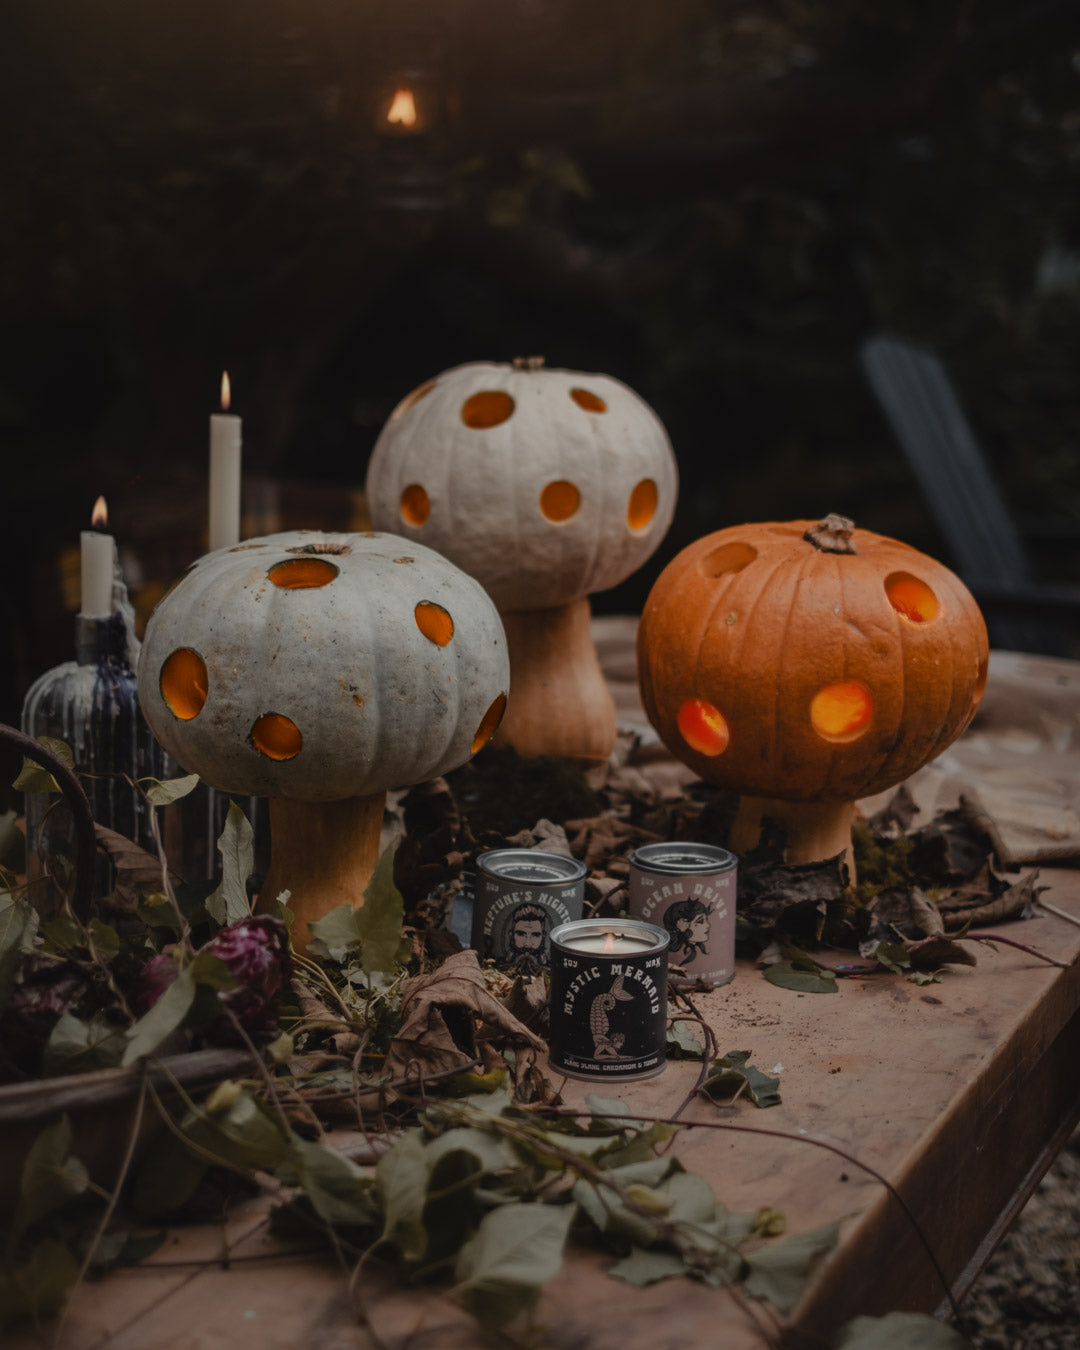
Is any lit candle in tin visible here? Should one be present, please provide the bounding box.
[557,926,658,955]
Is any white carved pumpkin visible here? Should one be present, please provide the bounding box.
[364,358,678,612]
[137,531,509,946]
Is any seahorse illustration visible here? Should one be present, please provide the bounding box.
[589,974,634,1059]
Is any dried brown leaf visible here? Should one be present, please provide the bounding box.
[94,824,182,911]
[384,950,545,1085]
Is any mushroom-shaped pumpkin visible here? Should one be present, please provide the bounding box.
[365,357,678,761]
[137,531,509,949]
[637,514,989,877]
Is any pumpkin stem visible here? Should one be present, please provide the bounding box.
[512,355,546,372]
[804,514,857,554]
[729,795,857,883]
[256,792,386,955]
[494,597,616,763]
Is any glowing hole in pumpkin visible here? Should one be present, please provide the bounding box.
[700,540,757,579]
[885,572,939,623]
[400,484,430,526]
[472,691,508,753]
[461,391,514,429]
[627,479,658,530]
[391,379,437,420]
[540,480,580,521]
[570,388,607,413]
[415,601,454,646]
[810,680,873,742]
[160,648,208,721]
[268,558,339,589]
[251,713,303,760]
[677,698,730,756]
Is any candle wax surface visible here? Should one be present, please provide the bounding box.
[560,931,657,954]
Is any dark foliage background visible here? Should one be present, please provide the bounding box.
[2,0,1078,800]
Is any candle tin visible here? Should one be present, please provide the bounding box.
[627,841,738,988]
[548,920,670,1081]
[472,849,587,974]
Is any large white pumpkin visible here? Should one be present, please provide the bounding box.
[364,358,678,612]
[138,530,509,801]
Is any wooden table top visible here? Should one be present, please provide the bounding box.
[9,630,1080,1349]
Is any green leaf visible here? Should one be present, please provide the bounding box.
[763,956,838,994]
[667,1020,707,1059]
[307,903,364,962]
[205,803,254,927]
[608,1246,690,1287]
[835,1311,973,1348]
[583,1095,646,1131]
[88,917,120,963]
[0,894,38,1009]
[42,1012,126,1076]
[121,963,198,1065]
[12,737,73,795]
[375,1128,430,1261]
[425,1127,519,1176]
[9,1115,89,1249]
[357,842,411,975]
[873,942,911,974]
[143,773,200,806]
[186,1086,292,1173]
[701,1051,782,1109]
[743,1219,840,1312]
[453,1201,576,1333]
[0,1239,80,1330]
[290,1138,380,1230]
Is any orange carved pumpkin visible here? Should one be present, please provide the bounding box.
[637,514,989,873]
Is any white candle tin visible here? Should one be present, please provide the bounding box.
[472,848,586,974]
[627,841,737,988]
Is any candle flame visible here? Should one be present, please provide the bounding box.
[602,930,616,954]
[220,370,232,412]
[386,88,418,127]
[91,495,108,530]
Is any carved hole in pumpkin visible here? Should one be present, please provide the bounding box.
[677,698,730,756]
[540,480,580,521]
[415,601,454,646]
[472,691,508,753]
[400,484,430,526]
[810,680,873,742]
[627,479,658,530]
[160,648,208,721]
[251,712,303,760]
[885,572,939,623]
[570,388,607,413]
[391,379,437,420]
[461,390,514,428]
[699,540,757,579]
[268,558,339,589]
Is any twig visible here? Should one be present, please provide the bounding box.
[964,932,1071,968]
[1034,896,1080,932]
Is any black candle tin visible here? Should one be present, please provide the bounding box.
[628,841,738,988]
[472,848,587,974]
[548,919,670,1081]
